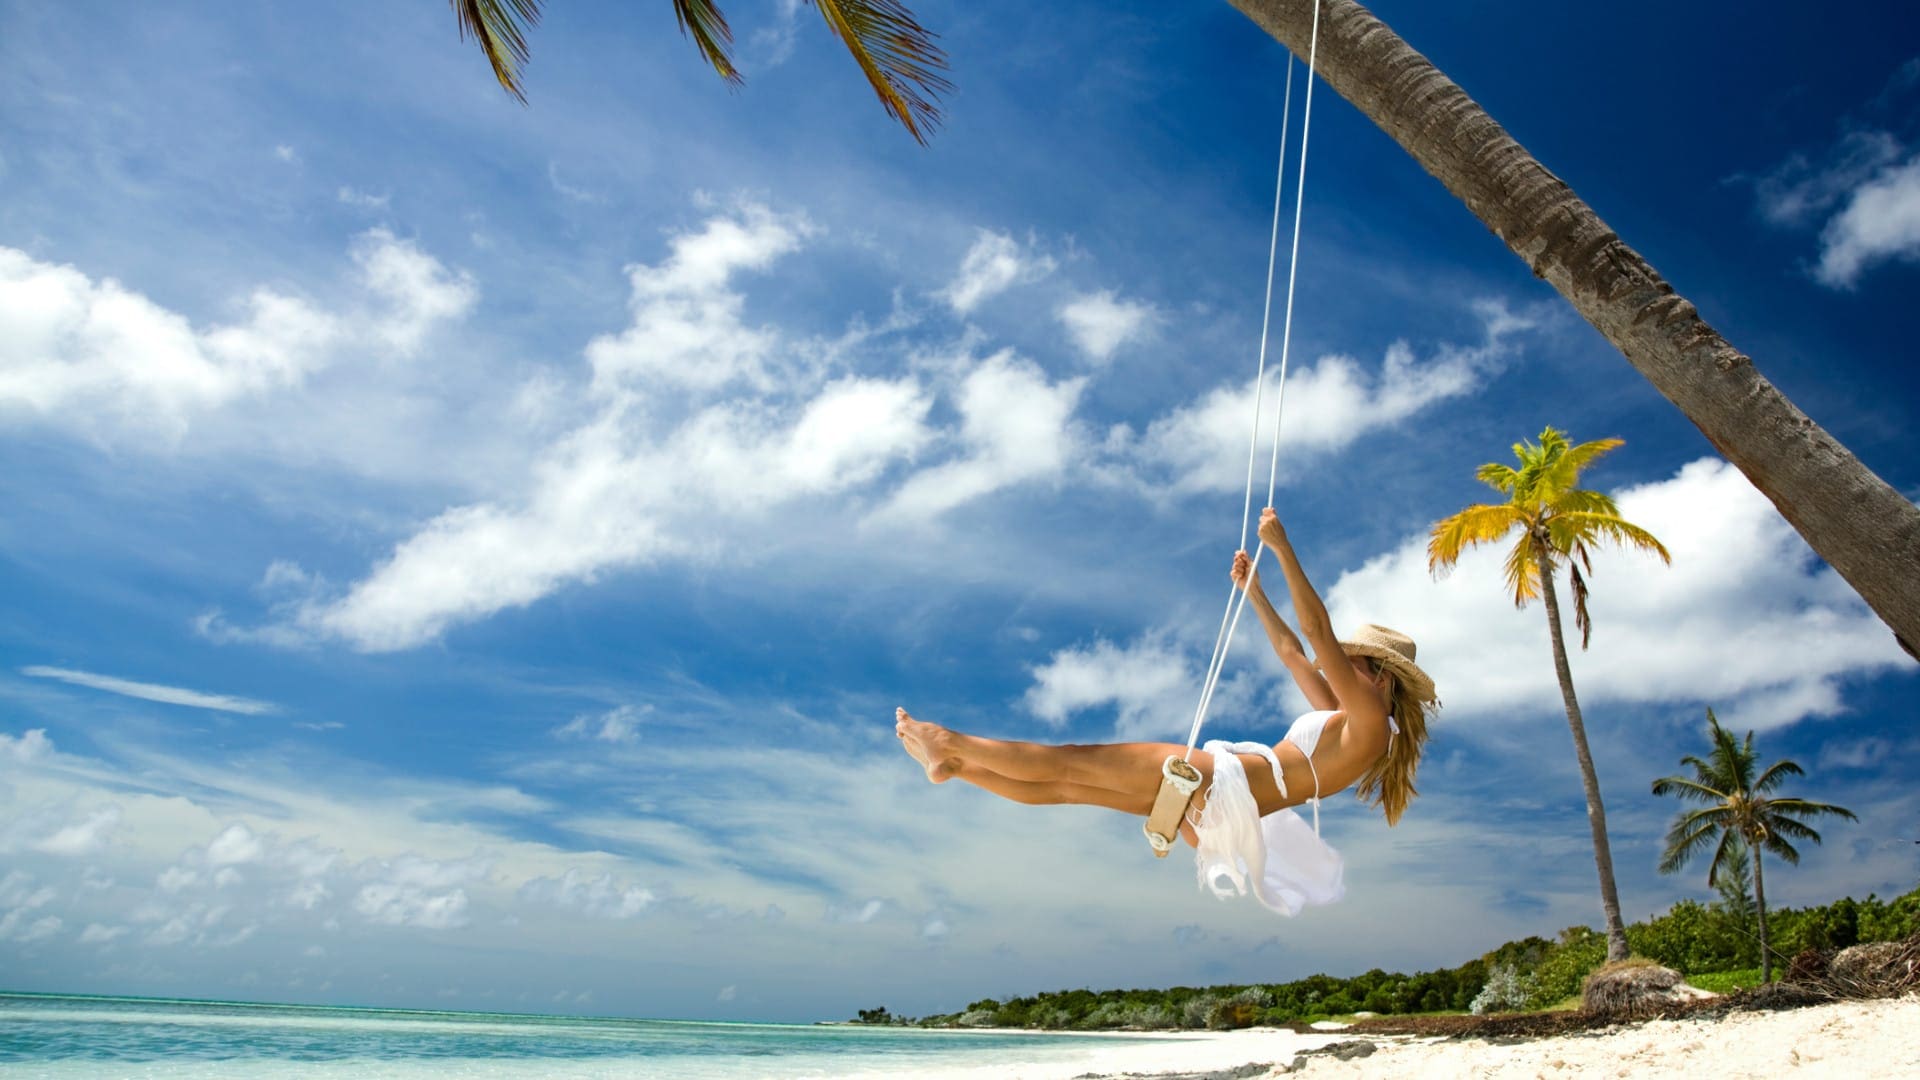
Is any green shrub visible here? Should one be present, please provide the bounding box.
[1685,968,1762,993]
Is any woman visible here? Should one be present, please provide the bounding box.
[896,508,1436,915]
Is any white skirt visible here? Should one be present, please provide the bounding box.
[1191,739,1345,916]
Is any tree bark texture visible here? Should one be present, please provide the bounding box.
[1753,840,1774,983]
[1227,0,1920,661]
[1538,556,1631,962]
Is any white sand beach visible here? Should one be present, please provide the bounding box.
[845,997,1920,1079]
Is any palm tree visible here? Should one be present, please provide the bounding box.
[1653,709,1858,982]
[1429,427,1670,962]
[1223,0,1918,662]
[449,0,950,143]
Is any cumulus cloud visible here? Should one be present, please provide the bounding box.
[1024,628,1268,741]
[519,869,655,919]
[1058,290,1157,363]
[352,854,491,930]
[1322,457,1910,729]
[35,805,123,856]
[205,823,265,867]
[0,230,472,443]
[874,350,1084,523]
[938,230,1055,314]
[21,666,276,715]
[1025,634,1196,737]
[1110,301,1523,495]
[584,204,808,393]
[79,923,129,945]
[1814,155,1920,287]
[241,203,980,651]
[0,248,337,440]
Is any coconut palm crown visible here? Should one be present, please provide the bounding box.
[449,0,950,143]
[1429,427,1668,647]
[1653,708,1858,982]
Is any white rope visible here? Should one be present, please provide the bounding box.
[1184,0,1323,759]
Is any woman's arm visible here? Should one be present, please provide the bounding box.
[1233,551,1337,712]
[1257,509,1386,730]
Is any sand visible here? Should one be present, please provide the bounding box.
[898,996,1920,1079]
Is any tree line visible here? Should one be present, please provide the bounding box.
[853,884,1918,1030]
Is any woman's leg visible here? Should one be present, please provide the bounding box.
[896,707,1184,796]
[953,765,1156,814]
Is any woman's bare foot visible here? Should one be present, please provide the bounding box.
[895,707,960,783]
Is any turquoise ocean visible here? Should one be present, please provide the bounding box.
[0,993,1198,1079]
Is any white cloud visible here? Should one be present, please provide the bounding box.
[938,230,1055,314]
[79,923,129,945]
[1815,154,1920,287]
[554,705,648,744]
[519,869,655,919]
[158,866,200,893]
[0,248,339,440]
[21,666,276,715]
[1112,302,1521,495]
[716,983,738,1002]
[273,144,297,163]
[1058,290,1157,363]
[349,853,489,930]
[206,823,265,866]
[1322,457,1911,729]
[351,228,477,355]
[1749,131,1905,227]
[353,883,469,929]
[875,350,1084,523]
[1025,634,1195,738]
[3,728,52,763]
[337,186,391,211]
[0,230,473,445]
[36,805,123,856]
[584,204,807,393]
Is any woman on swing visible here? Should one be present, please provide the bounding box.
[896,508,1437,915]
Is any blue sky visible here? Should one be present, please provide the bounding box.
[3,0,1918,1023]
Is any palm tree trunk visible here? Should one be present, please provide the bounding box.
[1538,558,1631,962]
[1226,0,1920,662]
[1752,841,1773,983]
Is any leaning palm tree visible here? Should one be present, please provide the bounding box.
[1653,709,1858,982]
[1224,0,1918,661]
[1429,427,1670,962]
[450,0,950,143]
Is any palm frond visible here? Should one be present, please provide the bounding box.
[1547,436,1625,490]
[1758,831,1803,864]
[1475,461,1519,496]
[1427,504,1524,574]
[674,0,742,84]
[451,0,542,102]
[1658,814,1724,875]
[1751,759,1806,794]
[1704,826,1741,889]
[1547,487,1621,517]
[1650,775,1730,805]
[1760,814,1824,845]
[1552,512,1672,563]
[1500,531,1543,607]
[809,0,952,145]
[1765,798,1859,823]
[1569,559,1593,649]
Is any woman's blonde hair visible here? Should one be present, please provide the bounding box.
[1352,659,1435,826]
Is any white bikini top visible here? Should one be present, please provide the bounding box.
[1273,709,1400,835]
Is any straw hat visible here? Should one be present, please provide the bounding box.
[1327,624,1436,703]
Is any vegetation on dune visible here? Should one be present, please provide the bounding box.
[853,885,1920,1029]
